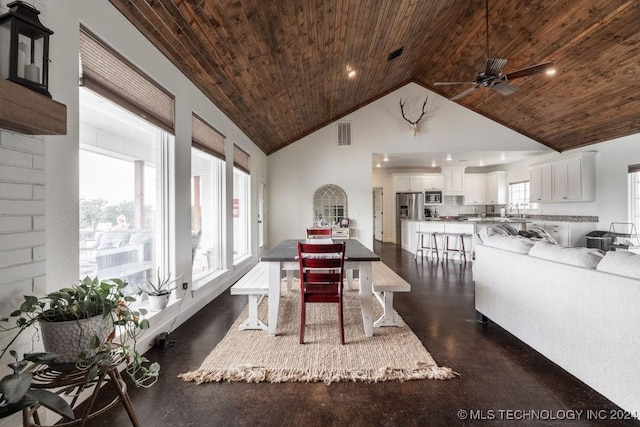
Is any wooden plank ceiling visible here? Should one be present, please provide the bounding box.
[110,0,640,155]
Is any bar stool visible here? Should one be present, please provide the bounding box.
[442,233,467,263]
[415,231,439,261]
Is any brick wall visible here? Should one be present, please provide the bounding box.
[0,130,47,361]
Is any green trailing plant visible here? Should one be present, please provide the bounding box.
[1,277,160,389]
[138,268,183,296]
[0,351,74,420]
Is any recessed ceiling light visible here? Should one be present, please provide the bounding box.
[346,65,356,78]
[546,68,556,75]
[376,162,381,168]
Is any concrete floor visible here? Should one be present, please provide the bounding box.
[87,242,638,426]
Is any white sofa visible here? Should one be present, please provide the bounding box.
[474,239,640,415]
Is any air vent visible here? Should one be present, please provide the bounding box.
[337,122,352,147]
[387,47,404,61]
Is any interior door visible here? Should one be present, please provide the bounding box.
[373,187,383,241]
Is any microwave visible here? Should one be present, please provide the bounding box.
[424,190,442,204]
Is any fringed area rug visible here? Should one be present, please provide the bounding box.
[179,283,456,384]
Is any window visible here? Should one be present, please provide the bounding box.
[629,166,640,232]
[509,181,535,211]
[79,88,169,298]
[233,144,251,263]
[191,148,224,279]
[313,185,347,227]
[233,167,250,261]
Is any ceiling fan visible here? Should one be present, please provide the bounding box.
[434,0,555,101]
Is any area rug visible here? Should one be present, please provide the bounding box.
[179,283,456,384]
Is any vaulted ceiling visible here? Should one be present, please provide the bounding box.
[110,0,640,155]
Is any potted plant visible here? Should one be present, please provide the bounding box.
[0,351,74,420]
[138,268,183,311]
[1,277,160,388]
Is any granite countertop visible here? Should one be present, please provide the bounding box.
[409,215,598,224]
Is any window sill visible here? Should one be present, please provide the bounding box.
[0,79,67,135]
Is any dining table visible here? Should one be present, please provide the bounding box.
[260,239,381,337]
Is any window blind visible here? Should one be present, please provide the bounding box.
[628,164,640,173]
[79,28,175,133]
[192,113,225,159]
[233,144,250,174]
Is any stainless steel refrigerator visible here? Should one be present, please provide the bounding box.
[396,192,424,245]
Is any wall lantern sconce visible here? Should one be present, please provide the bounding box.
[0,1,53,98]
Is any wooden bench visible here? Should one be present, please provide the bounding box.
[230,262,269,331]
[372,261,411,327]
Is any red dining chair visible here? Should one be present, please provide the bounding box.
[297,242,346,345]
[306,228,333,239]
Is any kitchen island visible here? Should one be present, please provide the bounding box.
[402,215,599,258]
[401,218,527,258]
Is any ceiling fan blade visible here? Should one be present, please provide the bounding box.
[504,61,555,80]
[491,80,519,96]
[434,81,477,86]
[485,58,507,76]
[450,85,481,101]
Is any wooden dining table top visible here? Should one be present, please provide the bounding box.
[260,239,380,263]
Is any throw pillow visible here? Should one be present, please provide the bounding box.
[482,235,536,254]
[529,240,604,269]
[596,251,640,279]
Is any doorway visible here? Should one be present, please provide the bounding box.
[373,187,383,241]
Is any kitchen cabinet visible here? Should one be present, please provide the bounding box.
[423,174,443,190]
[463,174,486,205]
[441,167,465,195]
[400,220,420,252]
[331,228,350,239]
[529,152,596,203]
[463,172,506,205]
[393,174,424,192]
[552,157,582,201]
[485,171,507,204]
[530,164,552,202]
[527,221,597,247]
[394,174,443,192]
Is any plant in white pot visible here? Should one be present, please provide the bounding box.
[138,268,183,311]
[1,277,160,388]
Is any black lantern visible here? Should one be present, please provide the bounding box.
[0,1,53,97]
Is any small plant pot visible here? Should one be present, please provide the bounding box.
[148,294,170,311]
[39,314,113,364]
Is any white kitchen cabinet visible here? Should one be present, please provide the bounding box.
[530,164,552,202]
[463,174,486,205]
[552,156,583,201]
[400,220,420,252]
[393,174,424,192]
[441,167,465,195]
[527,221,597,247]
[529,152,596,203]
[331,228,350,239]
[485,171,507,204]
[423,174,443,190]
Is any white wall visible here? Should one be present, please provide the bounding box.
[268,83,548,247]
[0,4,266,423]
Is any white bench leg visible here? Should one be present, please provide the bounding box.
[373,291,404,327]
[238,295,268,331]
